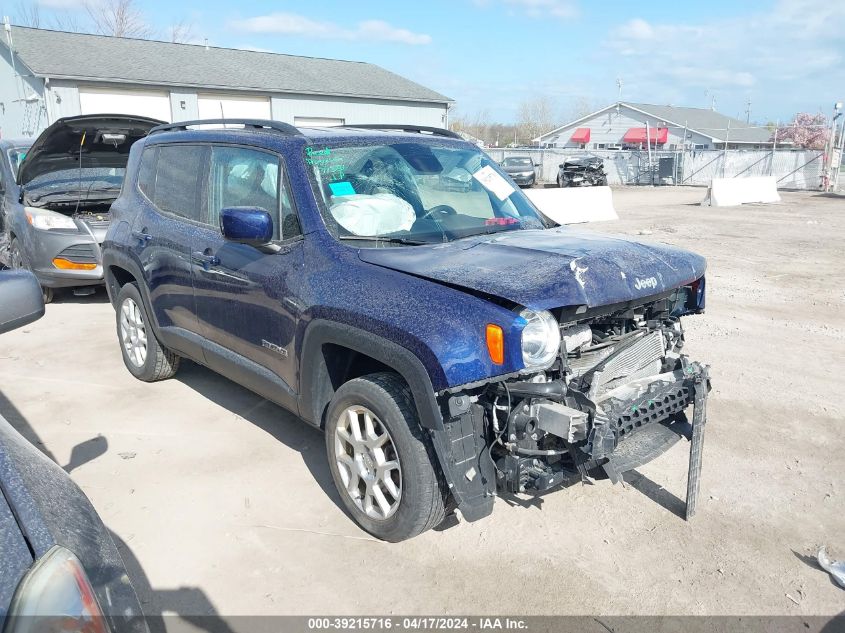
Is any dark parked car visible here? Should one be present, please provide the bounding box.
[500,155,537,187]
[557,155,607,187]
[0,270,146,632]
[103,120,709,542]
[0,115,162,302]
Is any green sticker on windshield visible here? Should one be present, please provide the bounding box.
[305,146,346,181]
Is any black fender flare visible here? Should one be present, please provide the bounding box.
[298,319,444,432]
[102,250,157,328]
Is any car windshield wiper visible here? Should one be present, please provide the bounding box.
[339,235,429,246]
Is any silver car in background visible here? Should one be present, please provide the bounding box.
[0,115,162,302]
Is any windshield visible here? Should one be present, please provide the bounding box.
[308,141,550,245]
[502,157,533,167]
[24,167,125,201]
[7,147,30,178]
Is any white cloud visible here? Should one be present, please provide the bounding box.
[503,0,578,19]
[604,1,845,116]
[35,0,85,8]
[473,0,578,19]
[230,13,431,45]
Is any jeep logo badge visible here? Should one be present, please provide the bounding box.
[634,276,658,291]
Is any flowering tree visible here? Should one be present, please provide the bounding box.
[772,113,830,149]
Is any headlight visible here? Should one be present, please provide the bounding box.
[25,207,78,231]
[518,308,561,369]
[6,546,109,633]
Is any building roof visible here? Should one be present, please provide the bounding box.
[3,26,452,105]
[538,101,772,144]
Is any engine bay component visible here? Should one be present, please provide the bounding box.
[468,284,710,517]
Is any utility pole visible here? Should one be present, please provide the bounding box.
[721,120,731,178]
[824,102,843,191]
[616,77,623,102]
[745,97,751,124]
[771,119,779,177]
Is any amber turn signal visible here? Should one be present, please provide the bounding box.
[486,324,504,365]
[52,258,96,271]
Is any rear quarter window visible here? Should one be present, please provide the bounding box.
[137,146,158,200]
[151,145,206,222]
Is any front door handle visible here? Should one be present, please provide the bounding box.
[131,230,152,242]
[192,251,220,267]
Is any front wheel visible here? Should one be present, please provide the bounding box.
[115,282,180,381]
[325,372,446,541]
[557,174,570,187]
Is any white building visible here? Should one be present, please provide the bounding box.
[0,25,452,138]
[536,102,773,151]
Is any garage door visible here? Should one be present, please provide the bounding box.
[78,88,171,122]
[294,116,345,127]
[197,94,271,120]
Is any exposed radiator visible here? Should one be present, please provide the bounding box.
[588,331,666,398]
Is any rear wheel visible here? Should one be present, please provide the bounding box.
[325,372,446,541]
[9,238,53,304]
[115,282,180,381]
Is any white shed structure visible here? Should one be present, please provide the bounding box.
[0,26,452,138]
[536,102,773,151]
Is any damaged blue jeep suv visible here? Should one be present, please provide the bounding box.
[103,120,709,541]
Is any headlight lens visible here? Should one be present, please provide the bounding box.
[25,207,78,231]
[519,308,561,369]
[6,546,109,633]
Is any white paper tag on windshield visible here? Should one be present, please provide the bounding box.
[473,165,515,201]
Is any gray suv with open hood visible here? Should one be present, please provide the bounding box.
[0,115,162,302]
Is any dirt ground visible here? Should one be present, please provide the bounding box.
[0,187,843,618]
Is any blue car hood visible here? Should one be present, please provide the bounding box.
[358,227,706,310]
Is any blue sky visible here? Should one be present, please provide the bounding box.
[6,0,845,124]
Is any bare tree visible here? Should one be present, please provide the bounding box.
[169,19,194,44]
[13,1,86,33]
[85,0,152,38]
[516,96,557,146]
[564,96,603,121]
[13,0,41,28]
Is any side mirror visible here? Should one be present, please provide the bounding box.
[219,207,273,247]
[0,270,45,335]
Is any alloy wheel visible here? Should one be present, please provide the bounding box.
[334,405,402,520]
[119,297,148,367]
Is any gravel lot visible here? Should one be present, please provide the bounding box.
[1,187,843,618]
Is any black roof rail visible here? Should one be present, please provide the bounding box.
[340,124,462,140]
[149,118,302,136]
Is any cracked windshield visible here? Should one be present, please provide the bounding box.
[308,142,550,245]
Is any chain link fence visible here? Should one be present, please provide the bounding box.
[484,147,827,190]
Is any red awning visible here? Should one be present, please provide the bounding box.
[570,127,591,144]
[623,127,669,144]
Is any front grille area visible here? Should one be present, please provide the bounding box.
[57,243,98,264]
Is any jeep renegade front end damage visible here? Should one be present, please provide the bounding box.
[105,121,709,541]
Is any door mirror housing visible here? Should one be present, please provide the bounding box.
[219,207,273,247]
[0,270,45,335]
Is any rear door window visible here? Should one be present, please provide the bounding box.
[152,145,207,222]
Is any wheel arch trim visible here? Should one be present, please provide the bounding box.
[298,319,444,432]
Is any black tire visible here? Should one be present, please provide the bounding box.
[9,238,52,304]
[597,176,608,187]
[115,282,180,381]
[558,174,570,188]
[325,372,446,541]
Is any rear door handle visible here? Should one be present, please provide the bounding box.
[192,251,220,267]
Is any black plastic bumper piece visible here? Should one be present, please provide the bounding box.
[429,398,496,522]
